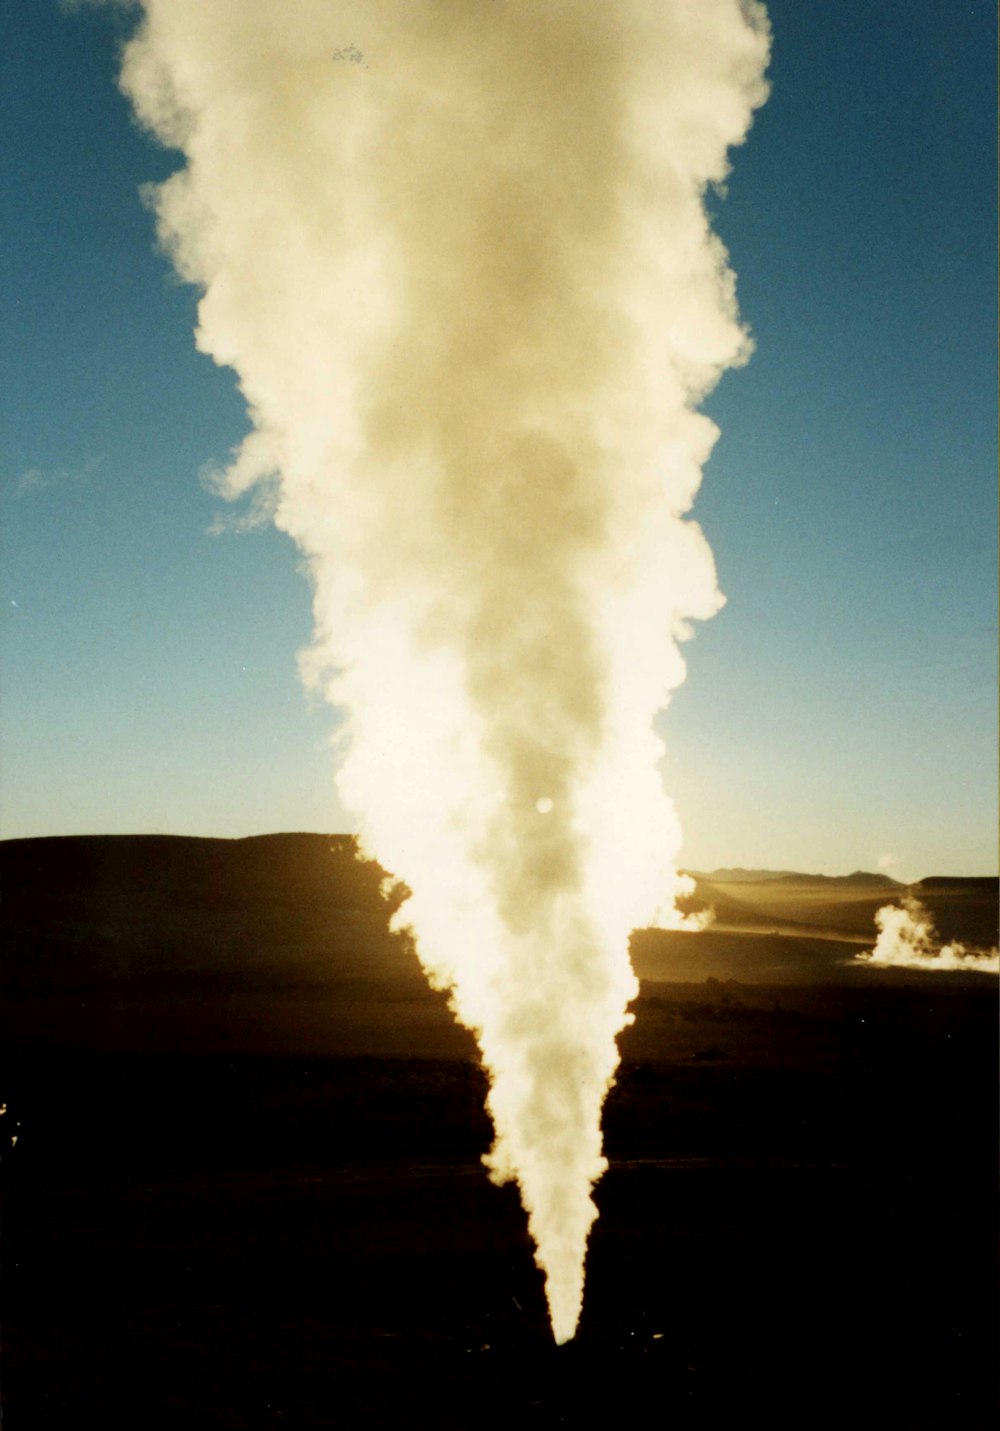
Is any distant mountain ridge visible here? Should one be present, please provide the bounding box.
[686,868,904,888]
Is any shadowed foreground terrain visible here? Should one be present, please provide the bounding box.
[2,834,997,1427]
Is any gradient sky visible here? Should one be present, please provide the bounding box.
[3,0,996,880]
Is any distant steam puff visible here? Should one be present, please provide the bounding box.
[860,897,999,974]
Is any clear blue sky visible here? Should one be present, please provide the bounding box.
[2,0,996,879]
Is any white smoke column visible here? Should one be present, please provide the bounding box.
[119,1,770,1342]
[861,896,999,974]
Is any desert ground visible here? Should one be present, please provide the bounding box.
[2,834,996,1427]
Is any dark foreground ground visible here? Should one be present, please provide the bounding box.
[2,836,997,1428]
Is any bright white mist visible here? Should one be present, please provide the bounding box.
[120,0,771,1341]
[863,897,999,974]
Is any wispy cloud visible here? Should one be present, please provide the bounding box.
[15,454,104,495]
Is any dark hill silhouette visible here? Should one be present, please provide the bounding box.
[1,832,406,915]
[0,832,467,1059]
[913,875,999,893]
[2,834,995,1059]
[3,835,996,1428]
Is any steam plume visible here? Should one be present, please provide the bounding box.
[119,0,770,1341]
[860,897,999,974]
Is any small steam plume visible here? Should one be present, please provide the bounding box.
[860,896,999,974]
[118,1,770,1341]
